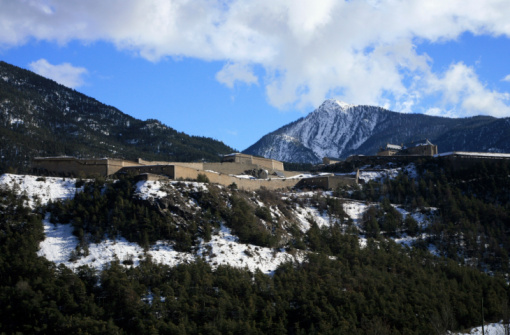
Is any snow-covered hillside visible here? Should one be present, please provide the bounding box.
[455,322,509,335]
[0,167,433,275]
[0,173,80,208]
[2,171,505,333]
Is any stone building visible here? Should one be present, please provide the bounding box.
[323,157,341,165]
[404,140,438,156]
[377,140,437,157]
[221,153,284,171]
[377,144,403,156]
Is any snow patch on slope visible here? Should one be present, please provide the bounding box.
[357,163,417,183]
[455,322,508,335]
[3,170,433,275]
[37,218,304,274]
[0,173,80,208]
[198,225,305,274]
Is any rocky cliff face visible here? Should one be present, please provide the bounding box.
[244,99,510,163]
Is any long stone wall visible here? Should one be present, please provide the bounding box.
[296,175,358,190]
[203,162,275,176]
[251,156,284,171]
[118,165,176,178]
[437,152,510,171]
[346,155,430,165]
[172,166,356,191]
[139,159,285,175]
[203,162,295,177]
[106,159,142,175]
[33,157,357,190]
[221,153,284,171]
[33,157,142,177]
[175,165,291,191]
[138,159,204,170]
[33,157,103,177]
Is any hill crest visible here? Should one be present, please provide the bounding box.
[0,61,235,173]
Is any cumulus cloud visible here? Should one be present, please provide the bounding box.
[28,59,88,88]
[4,0,510,116]
[425,63,510,117]
[215,63,258,88]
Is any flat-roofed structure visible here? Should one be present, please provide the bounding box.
[221,153,284,171]
[405,140,438,156]
[436,151,510,170]
[32,157,142,177]
[377,140,437,157]
[377,143,403,156]
[436,151,510,159]
[323,157,341,165]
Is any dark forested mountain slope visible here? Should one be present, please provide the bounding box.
[1,174,509,334]
[244,99,510,163]
[0,61,234,173]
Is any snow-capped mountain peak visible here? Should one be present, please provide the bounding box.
[244,98,510,163]
[318,99,356,112]
[244,100,386,163]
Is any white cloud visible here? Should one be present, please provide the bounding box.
[28,59,88,88]
[215,62,258,88]
[4,0,510,116]
[425,62,510,117]
[502,74,510,82]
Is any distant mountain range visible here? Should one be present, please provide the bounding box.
[244,99,510,163]
[2,59,510,171]
[0,61,234,173]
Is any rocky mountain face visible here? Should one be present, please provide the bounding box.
[244,99,510,163]
[0,61,234,173]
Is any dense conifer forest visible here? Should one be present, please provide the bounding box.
[2,157,510,334]
[338,159,510,274]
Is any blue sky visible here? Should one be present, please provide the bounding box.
[2,1,510,150]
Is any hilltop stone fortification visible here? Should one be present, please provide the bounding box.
[32,157,141,177]
[33,154,358,191]
[341,142,510,171]
[377,140,438,157]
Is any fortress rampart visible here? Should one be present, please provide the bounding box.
[118,165,357,191]
[33,157,142,177]
[32,155,358,191]
[436,152,510,170]
[221,153,284,171]
[145,165,357,191]
[138,156,287,176]
[345,151,510,171]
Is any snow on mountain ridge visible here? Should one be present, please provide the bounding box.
[243,99,393,163]
[276,100,382,161]
[246,97,510,163]
[317,99,356,113]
